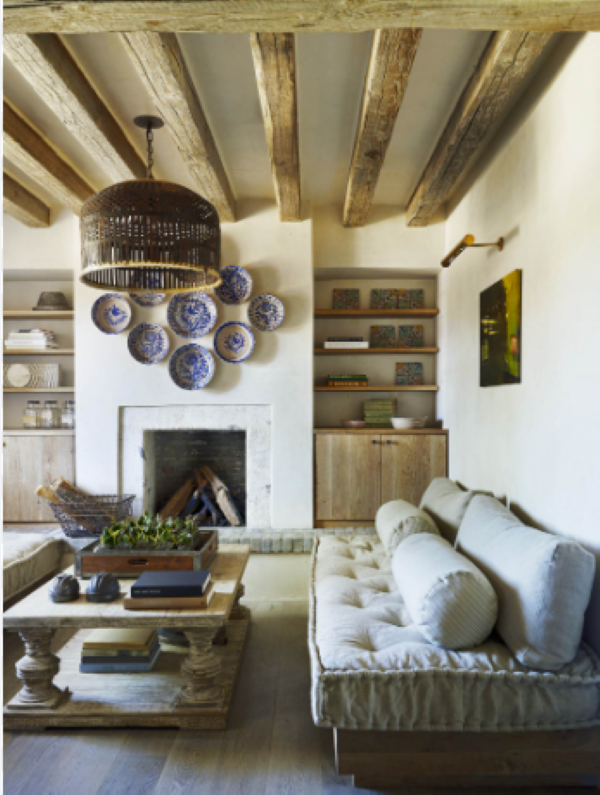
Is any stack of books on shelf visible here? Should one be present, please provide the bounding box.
[364,399,397,428]
[323,337,369,350]
[5,329,58,350]
[327,374,369,388]
[123,570,214,611]
[80,628,160,673]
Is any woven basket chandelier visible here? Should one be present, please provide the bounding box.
[80,116,221,293]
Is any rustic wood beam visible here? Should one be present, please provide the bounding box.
[250,33,300,222]
[121,33,236,222]
[406,31,552,227]
[343,28,422,228]
[3,100,94,215]
[3,172,50,227]
[3,34,146,183]
[3,0,599,35]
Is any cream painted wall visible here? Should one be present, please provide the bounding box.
[3,209,79,273]
[439,33,600,648]
[74,200,314,529]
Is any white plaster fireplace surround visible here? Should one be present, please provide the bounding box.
[120,405,272,527]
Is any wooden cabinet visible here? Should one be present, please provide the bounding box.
[315,430,447,525]
[3,433,75,522]
[315,433,381,521]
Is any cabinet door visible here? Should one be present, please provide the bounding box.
[3,435,75,522]
[381,434,447,507]
[315,434,381,521]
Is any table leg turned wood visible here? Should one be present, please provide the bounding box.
[9,628,68,710]
[174,628,223,709]
[230,583,250,620]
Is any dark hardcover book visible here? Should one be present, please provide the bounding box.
[327,337,364,342]
[81,641,159,664]
[80,645,160,674]
[131,570,211,598]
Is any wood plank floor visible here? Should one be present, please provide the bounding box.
[3,602,591,795]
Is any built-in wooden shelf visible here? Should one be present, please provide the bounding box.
[4,349,75,356]
[315,385,439,392]
[315,309,439,319]
[3,387,75,394]
[315,347,438,355]
[3,310,74,320]
[314,428,448,435]
[3,429,75,436]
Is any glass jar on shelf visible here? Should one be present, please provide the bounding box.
[23,400,41,429]
[61,400,75,430]
[40,400,61,429]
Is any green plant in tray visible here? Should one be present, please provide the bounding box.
[99,513,200,551]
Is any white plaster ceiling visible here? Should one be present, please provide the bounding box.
[3,30,496,212]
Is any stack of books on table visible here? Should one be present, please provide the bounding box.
[327,374,369,387]
[123,570,214,611]
[80,628,160,673]
[364,399,397,428]
[323,337,369,350]
[5,329,58,350]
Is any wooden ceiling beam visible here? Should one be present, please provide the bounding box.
[250,32,301,222]
[343,28,422,228]
[406,31,552,227]
[3,172,50,227]
[121,33,236,222]
[3,0,598,35]
[3,34,146,183]
[4,100,94,215]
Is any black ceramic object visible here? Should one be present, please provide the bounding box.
[86,572,120,603]
[49,573,80,603]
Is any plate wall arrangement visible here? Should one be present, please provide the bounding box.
[167,292,217,338]
[169,344,215,389]
[215,266,253,305]
[248,293,284,331]
[214,321,255,364]
[129,293,167,308]
[92,293,131,335]
[127,323,170,365]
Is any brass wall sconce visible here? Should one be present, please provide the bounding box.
[441,235,504,268]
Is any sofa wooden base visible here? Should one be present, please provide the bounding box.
[334,727,600,789]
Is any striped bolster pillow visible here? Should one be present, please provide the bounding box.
[393,533,498,650]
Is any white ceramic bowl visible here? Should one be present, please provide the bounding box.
[391,417,416,429]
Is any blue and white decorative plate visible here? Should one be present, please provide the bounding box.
[169,344,215,390]
[215,266,253,305]
[248,293,285,332]
[92,293,131,335]
[214,321,255,364]
[127,323,169,365]
[167,292,217,338]
[129,293,167,308]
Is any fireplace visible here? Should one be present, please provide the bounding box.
[119,405,272,528]
[144,430,246,523]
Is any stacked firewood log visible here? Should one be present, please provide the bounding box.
[158,466,243,527]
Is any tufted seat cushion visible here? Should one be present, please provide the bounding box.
[3,532,64,603]
[309,534,600,732]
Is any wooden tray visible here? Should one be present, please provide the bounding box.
[74,530,218,579]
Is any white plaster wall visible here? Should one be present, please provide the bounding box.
[3,209,79,273]
[75,200,314,529]
[439,34,600,648]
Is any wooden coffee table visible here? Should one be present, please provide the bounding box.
[3,544,250,731]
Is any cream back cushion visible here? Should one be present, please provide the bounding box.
[392,533,498,650]
[419,478,476,544]
[456,495,596,670]
[376,499,440,555]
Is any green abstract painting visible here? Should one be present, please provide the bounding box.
[480,269,522,387]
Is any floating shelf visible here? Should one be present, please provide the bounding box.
[4,349,75,356]
[3,429,75,436]
[315,385,439,392]
[315,309,439,319]
[315,347,438,355]
[3,387,75,394]
[3,311,74,320]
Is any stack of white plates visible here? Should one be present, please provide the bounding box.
[391,417,428,429]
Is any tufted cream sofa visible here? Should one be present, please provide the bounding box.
[308,481,600,789]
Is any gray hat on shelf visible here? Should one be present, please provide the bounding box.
[32,292,71,311]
